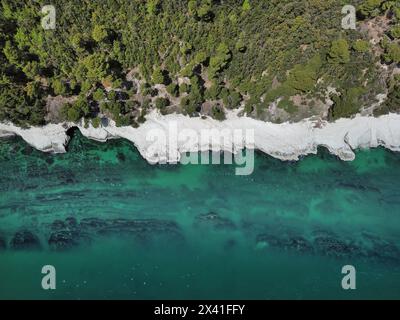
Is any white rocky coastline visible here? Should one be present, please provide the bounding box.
[1,110,400,163]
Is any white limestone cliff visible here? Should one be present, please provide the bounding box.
[1,110,400,163]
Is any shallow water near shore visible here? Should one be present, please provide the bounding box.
[0,131,399,299]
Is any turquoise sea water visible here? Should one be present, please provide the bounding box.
[0,130,399,300]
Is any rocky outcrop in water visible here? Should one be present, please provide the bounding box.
[47,217,88,251]
[0,236,6,250]
[48,230,90,251]
[361,232,400,264]
[256,233,314,254]
[0,217,183,252]
[311,230,362,258]
[256,229,400,263]
[80,217,182,239]
[46,217,183,251]
[10,230,41,250]
[194,212,236,230]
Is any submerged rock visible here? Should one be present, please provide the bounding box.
[48,230,90,251]
[80,217,109,230]
[255,228,384,259]
[309,229,364,258]
[45,217,183,250]
[44,157,54,165]
[94,218,183,242]
[50,219,67,231]
[0,236,6,250]
[65,217,78,229]
[10,230,41,250]
[224,239,237,250]
[313,236,361,258]
[361,232,400,263]
[22,145,34,156]
[256,233,313,254]
[194,212,236,230]
[117,152,126,162]
[49,217,78,231]
[287,236,314,253]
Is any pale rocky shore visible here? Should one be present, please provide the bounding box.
[1,110,400,163]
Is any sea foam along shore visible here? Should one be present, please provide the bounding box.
[1,110,400,163]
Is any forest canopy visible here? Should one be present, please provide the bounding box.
[0,0,399,127]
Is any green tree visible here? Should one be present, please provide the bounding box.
[242,0,251,11]
[61,101,87,123]
[166,83,178,97]
[211,105,225,120]
[226,91,243,109]
[80,53,109,83]
[209,44,232,78]
[205,83,221,100]
[179,83,190,95]
[91,117,101,128]
[25,81,41,98]
[22,61,40,79]
[93,88,105,102]
[152,67,166,84]
[75,97,90,116]
[52,79,68,96]
[287,55,322,92]
[180,42,193,55]
[235,39,247,53]
[329,87,365,120]
[197,3,213,21]
[353,40,370,53]
[358,0,384,18]
[3,41,20,66]
[278,98,297,114]
[92,25,108,43]
[180,95,197,115]
[108,90,117,102]
[155,97,170,110]
[390,25,400,39]
[147,0,161,15]
[328,39,351,64]
[188,0,197,16]
[384,84,400,112]
[383,43,400,63]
